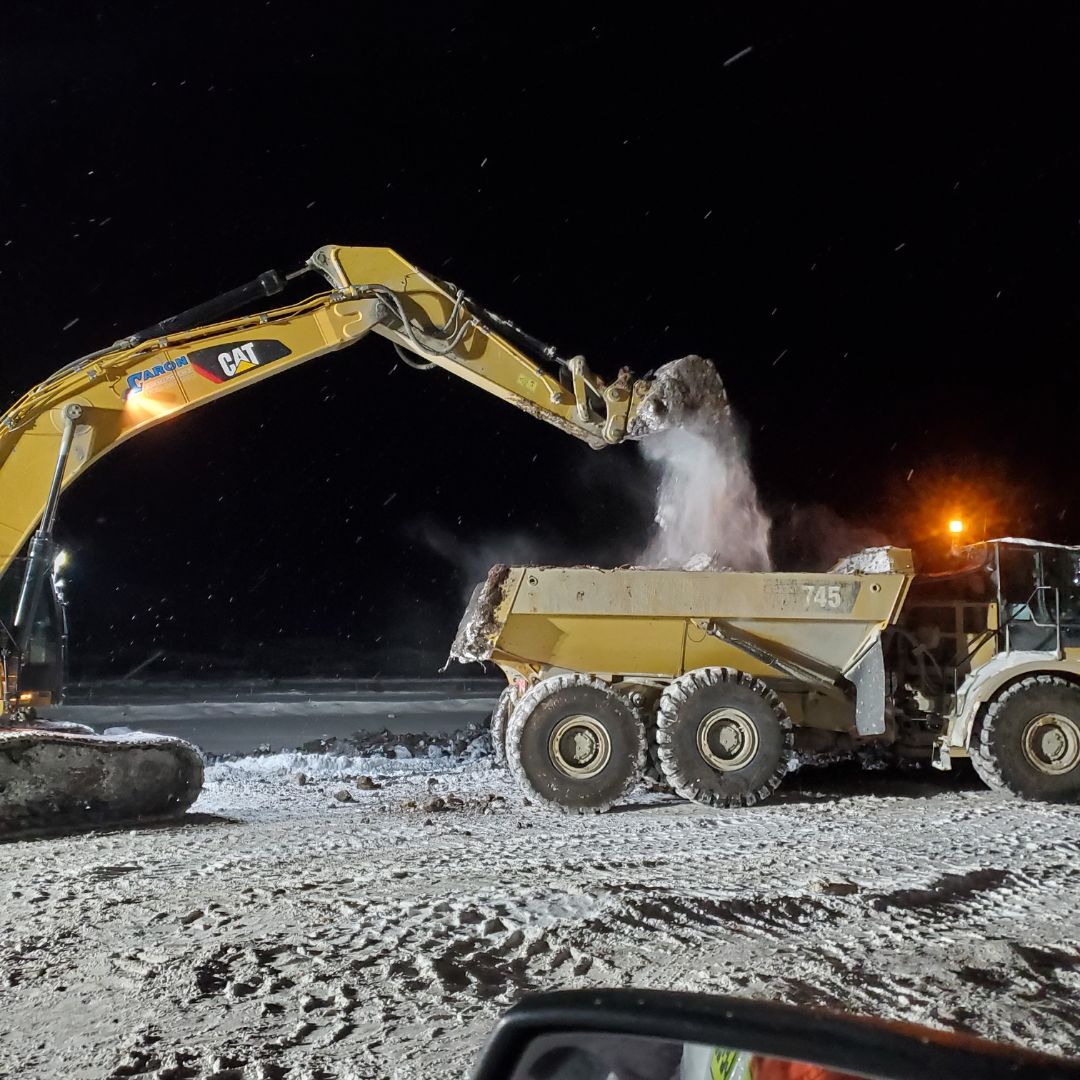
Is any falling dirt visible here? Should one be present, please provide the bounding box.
[628,356,772,571]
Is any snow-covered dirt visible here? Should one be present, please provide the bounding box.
[2,750,1079,1080]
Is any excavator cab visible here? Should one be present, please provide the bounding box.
[0,558,68,708]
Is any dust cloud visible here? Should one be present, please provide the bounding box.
[628,355,772,571]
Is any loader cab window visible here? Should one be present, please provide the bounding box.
[996,543,1080,650]
[1044,548,1080,627]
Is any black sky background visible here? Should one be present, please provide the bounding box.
[4,4,1080,677]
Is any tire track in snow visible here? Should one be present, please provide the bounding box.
[0,761,1078,1077]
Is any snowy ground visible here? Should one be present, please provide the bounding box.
[2,721,1080,1079]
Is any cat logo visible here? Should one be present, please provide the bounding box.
[218,342,261,377]
[187,338,292,384]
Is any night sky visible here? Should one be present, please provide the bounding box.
[4,5,1080,677]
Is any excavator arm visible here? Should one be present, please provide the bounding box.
[0,245,670,678]
[0,245,657,580]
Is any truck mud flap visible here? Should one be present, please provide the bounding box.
[847,636,886,736]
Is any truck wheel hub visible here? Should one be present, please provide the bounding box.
[698,708,758,771]
[1023,713,1080,775]
[549,715,611,779]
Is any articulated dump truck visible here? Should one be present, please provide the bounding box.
[452,539,1080,812]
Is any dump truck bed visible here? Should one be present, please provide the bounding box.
[452,550,915,683]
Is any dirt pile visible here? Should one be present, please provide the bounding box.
[295,724,491,761]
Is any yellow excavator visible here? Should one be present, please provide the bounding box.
[0,244,697,832]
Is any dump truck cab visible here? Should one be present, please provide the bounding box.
[993,538,1080,652]
[923,539,1080,772]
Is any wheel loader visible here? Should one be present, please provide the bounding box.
[454,539,1080,812]
[0,244,710,833]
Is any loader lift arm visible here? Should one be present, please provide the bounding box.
[0,245,654,697]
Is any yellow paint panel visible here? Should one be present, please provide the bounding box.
[491,566,913,676]
[494,615,688,676]
[683,633,807,679]
[514,566,907,622]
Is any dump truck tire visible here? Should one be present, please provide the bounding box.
[643,711,664,785]
[505,674,646,814]
[489,685,515,768]
[970,675,1080,802]
[612,683,664,785]
[656,667,793,807]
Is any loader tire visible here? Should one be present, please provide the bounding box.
[969,676,1080,802]
[489,685,515,769]
[656,667,793,808]
[505,674,647,814]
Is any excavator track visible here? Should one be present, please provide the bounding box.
[0,723,204,836]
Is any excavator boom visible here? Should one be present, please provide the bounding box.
[0,245,651,584]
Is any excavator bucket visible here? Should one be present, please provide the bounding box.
[0,721,204,835]
[625,355,731,439]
